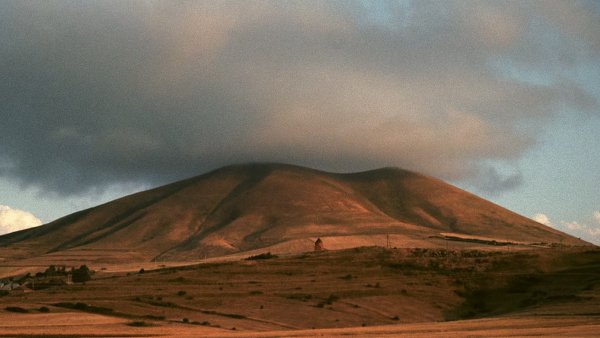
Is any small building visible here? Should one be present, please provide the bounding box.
[0,282,21,291]
[314,238,324,251]
[9,285,31,294]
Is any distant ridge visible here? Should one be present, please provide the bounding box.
[0,163,589,263]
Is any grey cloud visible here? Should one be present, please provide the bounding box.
[0,0,598,196]
[473,165,524,195]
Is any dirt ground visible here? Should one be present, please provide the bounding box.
[1,246,599,337]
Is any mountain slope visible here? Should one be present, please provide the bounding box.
[0,163,588,262]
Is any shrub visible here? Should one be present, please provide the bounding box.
[38,306,50,313]
[73,302,89,310]
[285,293,312,301]
[316,294,339,307]
[177,290,187,296]
[54,302,113,314]
[144,314,165,320]
[325,294,339,304]
[245,252,278,260]
[127,321,153,327]
[5,306,28,313]
[223,313,245,319]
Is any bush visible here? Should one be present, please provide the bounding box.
[54,302,113,314]
[223,313,245,319]
[325,294,339,304]
[245,252,278,260]
[144,314,165,320]
[285,293,311,301]
[73,302,89,310]
[5,306,28,313]
[126,321,153,327]
[177,290,187,296]
[38,306,50,313]
[316,294,339,307]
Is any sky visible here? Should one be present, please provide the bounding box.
[0,0,599,244]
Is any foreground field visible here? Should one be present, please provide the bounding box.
[1,246,599,336]
[0,314,598,337]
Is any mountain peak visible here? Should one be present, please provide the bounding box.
[0,163,589,263]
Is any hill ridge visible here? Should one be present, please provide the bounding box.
[0,163,589,263]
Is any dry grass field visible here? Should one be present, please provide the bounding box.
[1,246,599,337]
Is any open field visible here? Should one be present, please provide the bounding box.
[1,246,599,336]
[0,233,537,279]
[0,314,598,337]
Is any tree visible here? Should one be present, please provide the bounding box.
[45,265,57,276]
[71,265,92,283]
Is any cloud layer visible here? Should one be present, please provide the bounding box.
[0,1,598,196]
[533,212,600,245]
[0,205,42,235]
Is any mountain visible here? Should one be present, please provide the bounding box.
[0,163,588,263]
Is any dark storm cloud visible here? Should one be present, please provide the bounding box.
[0,0,598,195]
